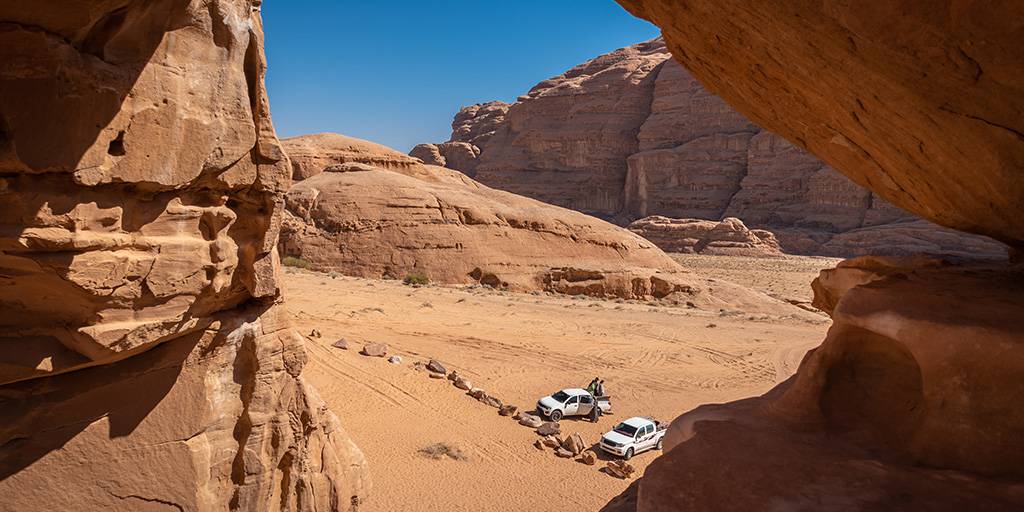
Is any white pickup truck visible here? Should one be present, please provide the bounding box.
[536,388,612,422]
[599,416,666,460]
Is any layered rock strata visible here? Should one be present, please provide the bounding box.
[0,2,367,510]
[627,216,782,257]
[603,1,1024,510]
[415,39,1006,259]
[280,134,809,315]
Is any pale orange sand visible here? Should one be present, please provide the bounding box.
[284,254,837,511]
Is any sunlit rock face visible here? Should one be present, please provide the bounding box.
[414,38,1006,259]
[605,1,1024,511]
[280,134,810,311]
[0,1,367,510]
[616,0,1024,249]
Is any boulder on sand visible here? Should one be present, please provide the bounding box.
[388,356,402,364]
[360,343,388,357]
[332,339,349,350]
[555,448,574,458]
[519,414,543,428]
[499,405,519,417]
[480,395,503,408]
[426,359,447,374]
[453,376,473,391]
[580,450,598,466]
[537,422,561,436]
[605,460,637,479]
[563,433,586,456]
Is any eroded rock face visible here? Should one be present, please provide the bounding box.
[615,1,1024,249]
[627,216,782,256]
[0,2,367,509]
[605,2,1024,510]
[287,132,422,181]
[279,134,810,315]
[416,39,1007,259]
[613,258,1024,511]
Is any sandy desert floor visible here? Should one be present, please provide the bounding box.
[284,254,839,511]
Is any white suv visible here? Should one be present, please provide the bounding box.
[599,416,666,460]
[536,388,612,421]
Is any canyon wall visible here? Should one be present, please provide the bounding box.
[415,39,1007,259]
[0,2,367,510]
[278,134,814,314]
[604,1,1024,511]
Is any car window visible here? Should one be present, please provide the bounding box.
[568,395,579,405]
[580,395,592,404]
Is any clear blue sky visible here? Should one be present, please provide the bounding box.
[262,1,659,152]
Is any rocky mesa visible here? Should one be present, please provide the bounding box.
[0,2,367,510]
[414,39,1006,260]
[279,133,809,314]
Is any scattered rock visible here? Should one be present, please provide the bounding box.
[498,405,518,417]
[453,376,473,391]
[563,433,586,456]
[388,356,402,364]
[426,359,447,374]
[537,422,561,436]
[534,439,545,451]
[447,370,460,381]
[580,450,598,466]
[628,216,782,257]
[518,415,543,428]
[428,371,446,379]
[331,339,349,350]
[542,436,562,449]
[360,343,388,357]
[480,395,503,408]
[605,460,636,479]
[555,448,574,458]
[309,329,322,338]
[468,388,486,399]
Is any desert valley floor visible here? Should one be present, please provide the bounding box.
[285,254,840,511]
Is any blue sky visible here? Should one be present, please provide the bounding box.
[262,1,659,152]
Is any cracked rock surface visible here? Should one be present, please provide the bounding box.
[0,1,367,510]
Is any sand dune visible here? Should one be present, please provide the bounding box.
[284,255,835,511]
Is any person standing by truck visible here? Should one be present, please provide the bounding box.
[588,397,603,422]
[586,377,599,395]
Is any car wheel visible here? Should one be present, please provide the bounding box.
[624,448,634,461]
[550,409,563,422]
[656,438,663,450]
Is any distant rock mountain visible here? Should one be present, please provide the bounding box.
[277,134,814,315]
[413,39,1006,260]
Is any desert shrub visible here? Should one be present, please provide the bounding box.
[418,442,467,461]
[282,256,313,269]
[403,273,430,285]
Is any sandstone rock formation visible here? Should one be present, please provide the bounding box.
[416,39,1007,260]
[286,132,423,181]
[627,216,782,256]
[0,2,367,509]
[280,135,811,312]
[616,1,1024,250]
[615,258,1024,511]
[603,1,1024,510]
